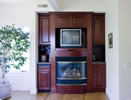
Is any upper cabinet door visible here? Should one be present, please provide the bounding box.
[56,15,72,28]
[55,14,87,28]
[39,16,50,44]
[93,14,105,45]
[72,15,87,28]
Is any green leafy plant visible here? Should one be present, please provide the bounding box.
[0,25,30,84]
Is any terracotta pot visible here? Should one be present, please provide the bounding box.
[0,81,12,99]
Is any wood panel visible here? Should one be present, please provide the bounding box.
[38,66,50,90]
[55,48,88,57]
[55,51,88,57]
[55,14,87,28]
[93,14,105,45]
[55,15,72,28]
[87,13,93,91]
[39,16,50,44]
[55,48,88,51]
[56,85,87,94]
[92,64,106,91]
[50,14,56,93]
[72,15,87,28]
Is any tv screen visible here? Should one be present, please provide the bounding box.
[60,29,82,47]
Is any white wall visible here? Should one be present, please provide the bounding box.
[106,0,131,99]
[5,73,31,91]
[0,0,54,94]
[48,0,61,11]
[119,0,131,99]
[58,0,106,12]
[105,0,119,99]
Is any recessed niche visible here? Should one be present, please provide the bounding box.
[92,45,105,62]
[55,28,87,48]
[38,45,51,62]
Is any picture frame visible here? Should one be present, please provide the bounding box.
[108,33,113,48]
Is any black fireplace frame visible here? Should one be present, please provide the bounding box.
[56,56,87,85]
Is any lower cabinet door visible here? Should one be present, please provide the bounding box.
[38,67,50,90]
[92,64,106,91]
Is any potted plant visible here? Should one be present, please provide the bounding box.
[0,25,30,99]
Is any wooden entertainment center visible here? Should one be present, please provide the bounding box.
[37,12,106,93]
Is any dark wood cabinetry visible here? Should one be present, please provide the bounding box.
[38,65,50,91]
[92,64,106,91]
[56,15,72,28]
[93,14,105,44]
[56,14,87,28]
[39,15,50,44]
[92,14,105,91]
[72,15,87,27]
[38,12,106,93]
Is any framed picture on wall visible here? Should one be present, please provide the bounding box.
[108,33,113,48]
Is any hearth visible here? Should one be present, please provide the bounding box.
[56,57,87,85]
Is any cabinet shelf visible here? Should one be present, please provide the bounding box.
[92,62,106,64]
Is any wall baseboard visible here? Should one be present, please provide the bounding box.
[30,88,38,94]
[12,87,30,91]
[106,93,110,100]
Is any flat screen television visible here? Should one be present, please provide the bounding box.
[60,29,82,47]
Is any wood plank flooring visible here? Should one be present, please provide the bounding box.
[5,91,109,100]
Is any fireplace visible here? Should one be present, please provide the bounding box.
[56,57,87,85]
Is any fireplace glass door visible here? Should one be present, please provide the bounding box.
[56,57,87,85]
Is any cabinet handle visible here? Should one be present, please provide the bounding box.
[68,50,75,51]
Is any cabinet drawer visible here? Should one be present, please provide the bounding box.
[38,66,50,71]
[55,49,88,57]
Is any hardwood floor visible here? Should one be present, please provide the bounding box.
[5,91,109,100]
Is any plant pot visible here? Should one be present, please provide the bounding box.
[0,81,12,99]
